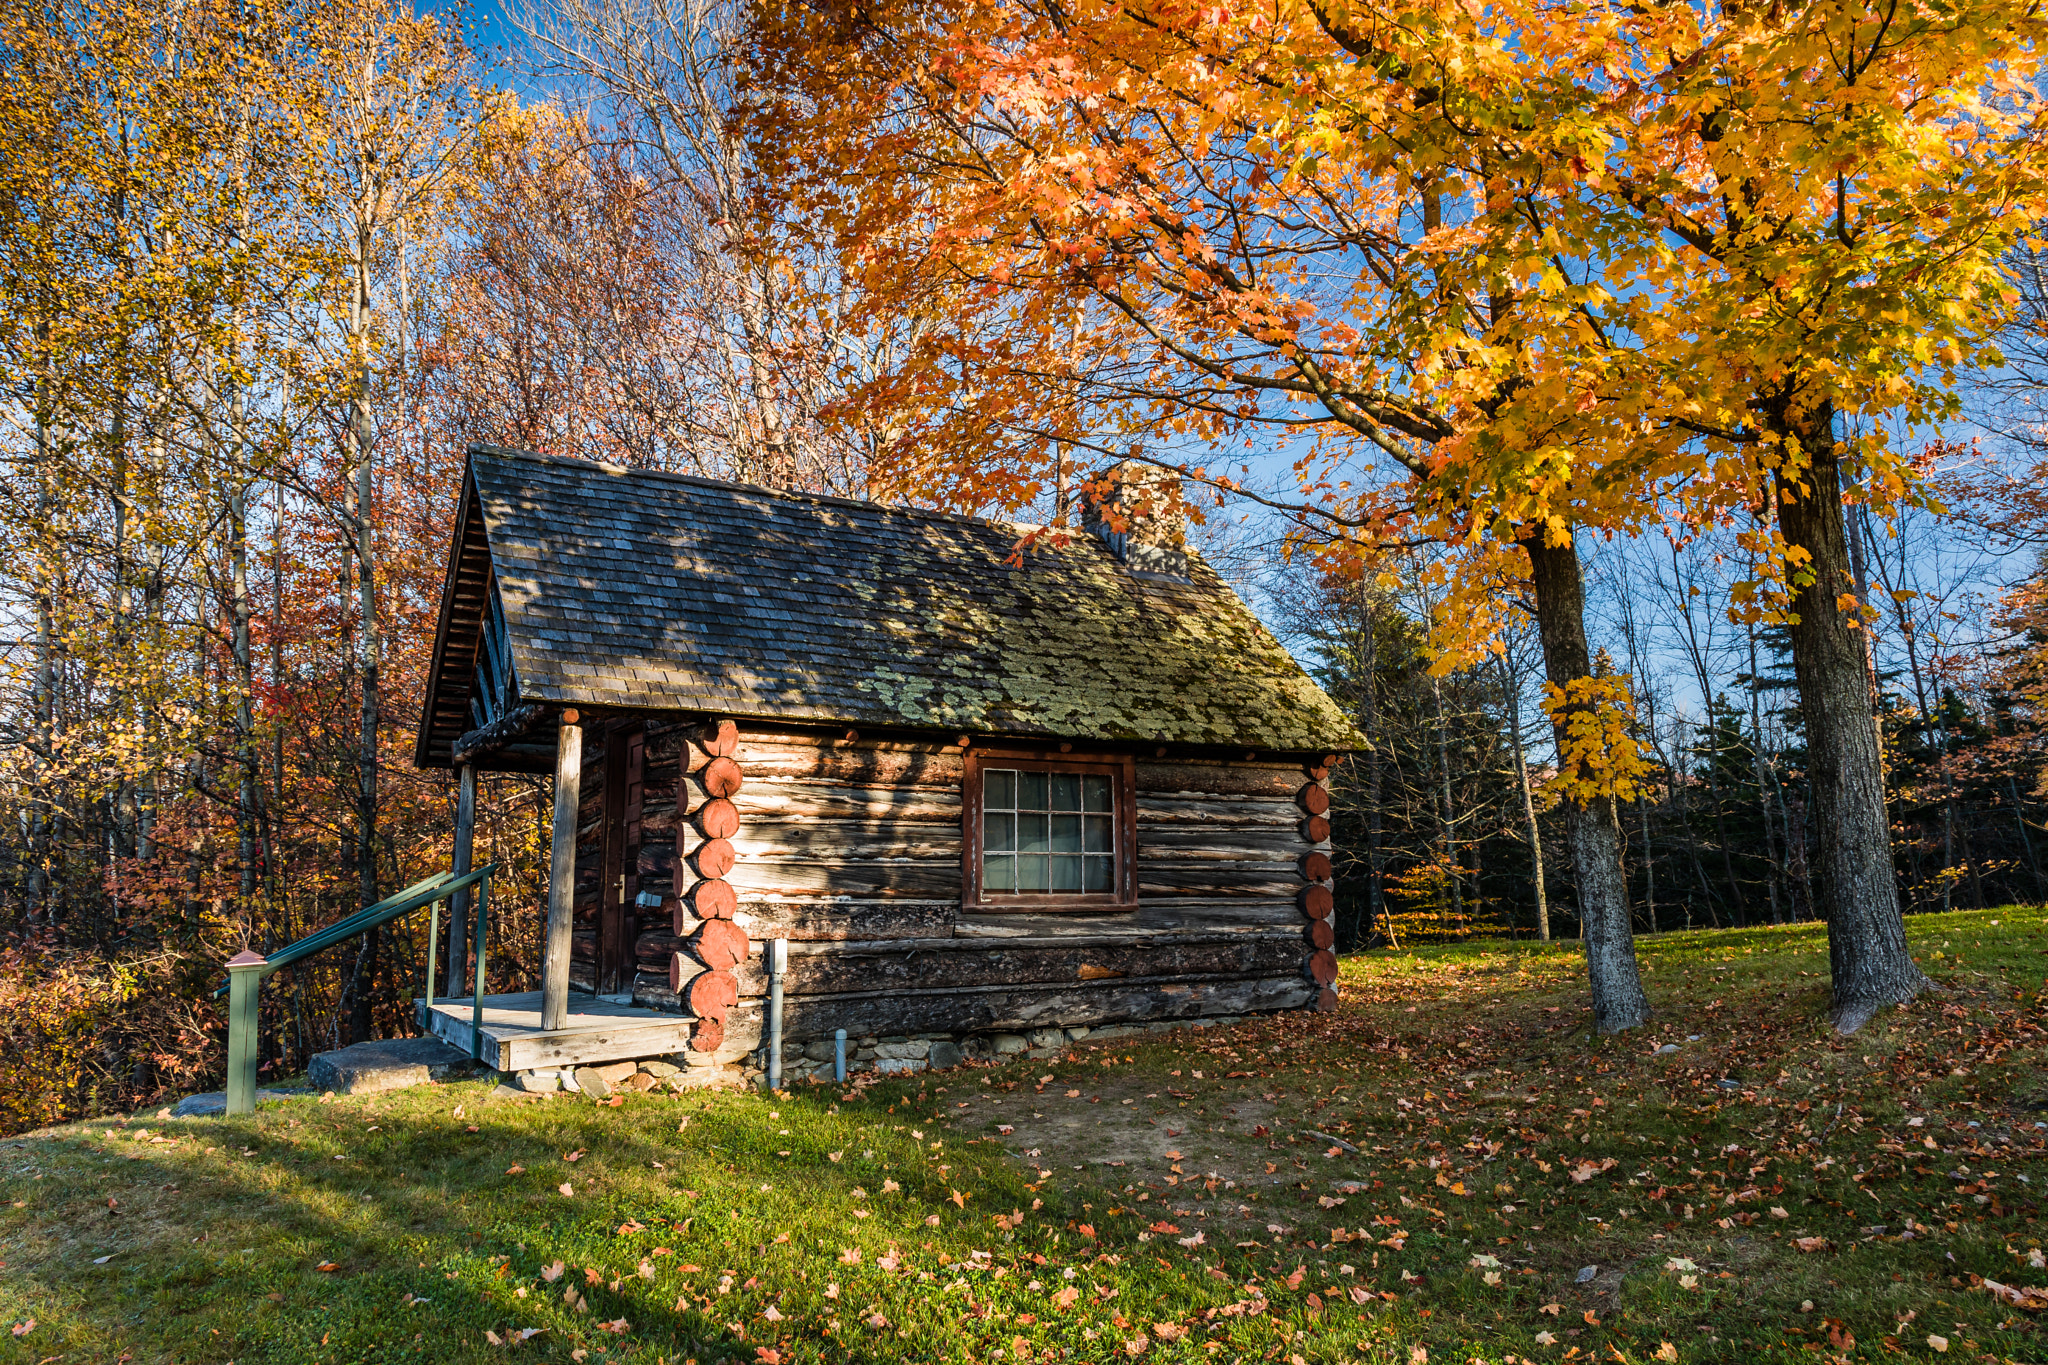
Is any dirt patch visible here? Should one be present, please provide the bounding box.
[931,1034,1380,1247]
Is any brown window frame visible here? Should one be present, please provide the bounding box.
[962,749,1138,913]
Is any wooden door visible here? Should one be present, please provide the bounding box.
[599,725,646,995]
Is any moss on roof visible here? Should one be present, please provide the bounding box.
[446,446,1360,751]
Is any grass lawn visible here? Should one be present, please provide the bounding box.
[4,905,2046,1365]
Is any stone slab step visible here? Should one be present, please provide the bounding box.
[308,1036,480,1095]
[172,1086,312,1118]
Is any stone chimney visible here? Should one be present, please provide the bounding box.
[1082,460,1189,579]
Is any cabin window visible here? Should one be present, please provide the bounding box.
[963,753,1137,911]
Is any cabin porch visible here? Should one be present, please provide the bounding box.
[418,992,697,1073]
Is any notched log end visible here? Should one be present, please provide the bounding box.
[1298,884,1334,920]
[698,717,740,758]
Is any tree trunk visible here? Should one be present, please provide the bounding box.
[231,402,256,908]
[2007,776,2045,899]
[1745,618,1783,924]
[1770,403,1931,1032]
[1431,673,1463,925]
[345,216,382,1043]
[1357,584,1392,947]
[1520,530,1651,1032]
[1499,657,1550,940]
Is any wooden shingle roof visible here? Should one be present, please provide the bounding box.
[413,446,1362,768]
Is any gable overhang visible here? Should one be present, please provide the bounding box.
[413,459,558,773]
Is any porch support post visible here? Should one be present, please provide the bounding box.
[541,710,582,1030]
[224,951,268,1116]
[447,762,475,996]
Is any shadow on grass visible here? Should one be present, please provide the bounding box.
[1,1076,1295,1365]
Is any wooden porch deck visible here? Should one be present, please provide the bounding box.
[419,992,692,1073]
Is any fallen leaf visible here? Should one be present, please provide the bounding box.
[315,1262,340,1273]
[1794,1236,1829,1253]
[558,1183,574,1197]
[1054,1285,1080,1310]
[505,1165,525,1175]
[564,1150,585,1163]
[1655,1344,1679,1362]
[1535,1330,1557,1346]
[10,1320,33,1337]
[1985,1279,2048,1311]
[1928,1334,1949,1352]
[541,1261,565,1282]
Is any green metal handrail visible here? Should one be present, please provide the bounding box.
[218,862,501,1116]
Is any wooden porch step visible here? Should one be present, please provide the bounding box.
[419,992,693,1073]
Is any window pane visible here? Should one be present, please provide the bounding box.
[984,811,1016,852]
[1083,814,1113,853]
[981,767,1121,901]
[1019,812,1049,854]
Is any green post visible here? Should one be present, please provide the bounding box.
[224,951,268,1116]
[423,897,439,1033]
[470,872,490,1066]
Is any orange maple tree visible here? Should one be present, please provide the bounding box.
[751,0,2048,1032]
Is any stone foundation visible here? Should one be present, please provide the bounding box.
[745,1014,1249,1086]
[500,1014,1252,1094]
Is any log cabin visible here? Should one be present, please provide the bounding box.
[412,445,1361,1086]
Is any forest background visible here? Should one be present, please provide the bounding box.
[3,0,2048,1134]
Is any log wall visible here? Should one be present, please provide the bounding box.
[561,719,1341,1040]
